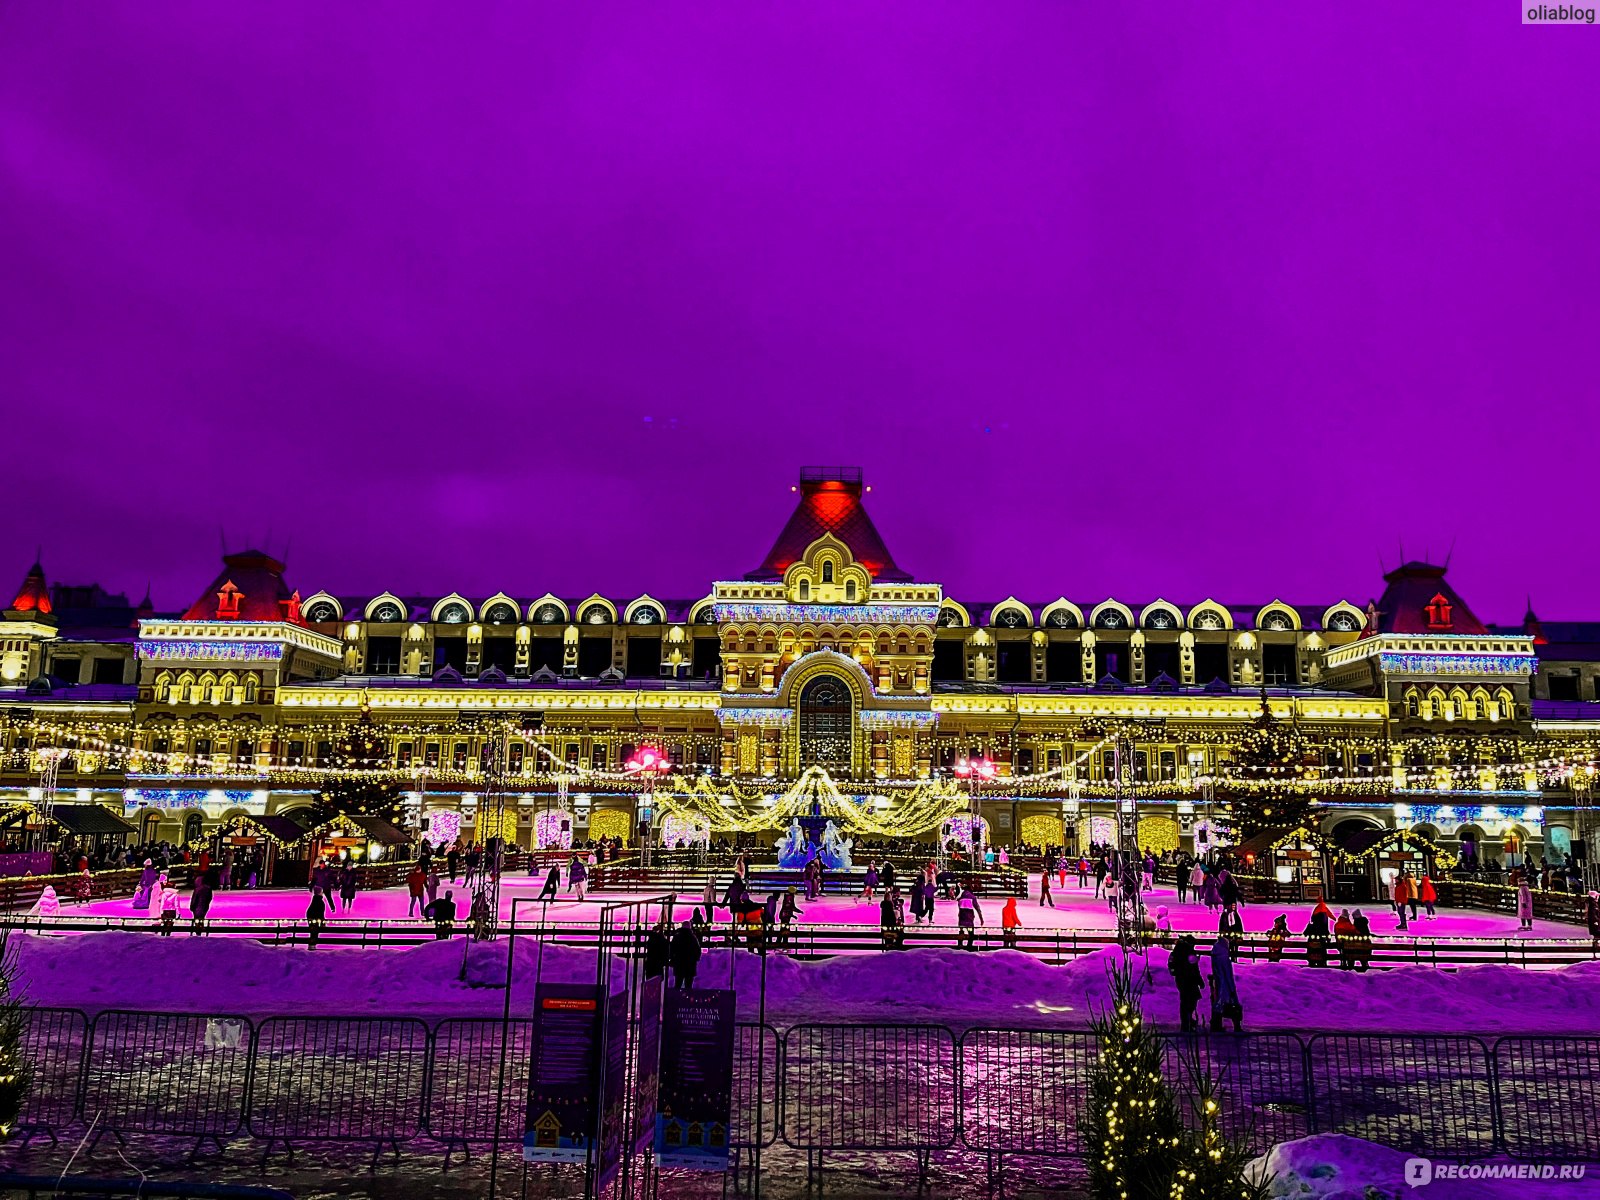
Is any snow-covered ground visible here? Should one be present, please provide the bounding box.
[65,875,1583,940]
[1249,1135,1593,1199]
[13,930,1600,1031]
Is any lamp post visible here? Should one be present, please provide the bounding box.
[625,745,671,869]
[954,754,996,866]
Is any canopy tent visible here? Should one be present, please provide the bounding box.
[217,811,316,846]
[48,803,136,837]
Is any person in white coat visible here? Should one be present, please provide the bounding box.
[157,885,181,936]
[31,884,60,918]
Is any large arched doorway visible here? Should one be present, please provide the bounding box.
[798,675,854,776]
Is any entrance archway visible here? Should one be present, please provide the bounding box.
[798,675,854,776]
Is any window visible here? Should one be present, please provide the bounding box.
[626,636,662,678]
[371,602,405,623]
[243,677,259,703]
[200,679,215,704]
[306,601,339,622]
[996,640,1031,682]
[154,676,171,702]
[631,605,662,625]
[1046,641,1082,683]
[821,562,834,583]
[798,581,810,602]
[1260,609,1294,631]
[438,602,471,624]
[581,604,611,625]
[1193,644,1229,686]
[52,659,79,683]
[1046,608,1078,629]
[995,607,1027,628]
[1144,609,1176,630]
[534,604,564,624]
[92,657,123,684]
[425,742,440,769]
[1263,643,1298,686]
[485,602,517,624]
[692,637,722,681]
[1549,674,1580,701]
[845,580,857,601]
[579,635,612,676]
[452,742,469,771]
[367,636,403,674]
[1327,610,1361,633]
[1094,608,1126,630]
[932,640,965,682]
[938,607,965,627]
[1192,610,1225,631]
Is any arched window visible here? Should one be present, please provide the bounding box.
[485,602,517,624]
[306,600,339,623]
[1326,609,1361,632]
[845,579,857,601]
[1260,609,1293,631]
[1405,688,1420,718]
[438,602,471,624]
[1046,608,1078,629]
[581,604,611,625]
[1192,610,1225,631]
[176,679,192,704]
[690,605,712,626]
[243,676,259,703]
[535,604,564,624]
[372,602,404,623]
[631,605,661,625]
[200,679,215,704]
[798,581,810,602]
[154,674,172,703]
[821,561,834,583]
[182,812,202,845]
[1094,608,1126,630]
[798,675,853,775]
[996,607,1027,628]
[222,680,236,704]
[938,607,965,627]
[1145,609,1176,630]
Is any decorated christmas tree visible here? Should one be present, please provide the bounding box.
[0,933,33,1137]
[314,708,401,822]
[1221,689,1311,841]
[1167,1049,1269,1200]
[1080,962,1184,1200]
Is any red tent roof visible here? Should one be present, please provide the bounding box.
[181,550,307,625]
[1371,562,1487,636]
[746,468,912,581]
[9,561,51,615]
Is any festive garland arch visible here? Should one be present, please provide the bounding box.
[588,808,632,846]
[1136,815,1179,854]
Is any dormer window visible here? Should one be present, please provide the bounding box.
[1423,593,1453,630]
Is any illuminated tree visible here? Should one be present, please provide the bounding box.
[314,708,402,821]
[1222,691,1311,841]
[0,933,32,1137]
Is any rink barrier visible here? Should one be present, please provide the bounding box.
[15,1007,1600,1168]
[84,1011,253,1142]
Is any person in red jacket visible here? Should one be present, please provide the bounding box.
[1419,875,1438,920]
[1001,896,1022,948]
[406,863,427,916]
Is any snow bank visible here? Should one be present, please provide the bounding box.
[1248,1135,1589,1199]
[11,931,1600,1031]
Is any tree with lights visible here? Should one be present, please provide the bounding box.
[1167,1051,1269,1200]
[314,708,402,823]
[1221,690,1311,842]
[0,933,33,1138]
[1080,961,1184,1199]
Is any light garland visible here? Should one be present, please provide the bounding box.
[711,602,941,625]
[137,640,284,662]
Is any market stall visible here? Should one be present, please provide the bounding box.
[1234,826,1331,902]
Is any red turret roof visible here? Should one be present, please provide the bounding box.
[747,468,912,581]
[1371,562,1487,636]
[181,550,307,625]
[9,560,51,615]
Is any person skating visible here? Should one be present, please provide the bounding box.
[1334,908,1356,969]
[190,872,213,935]
[568,854,588,902]
[1392,873,1412,931]
[1142,852,1156,892]
[909,877,927,924]
[1517,879,1535,931]
[406,864,427,917]
[1000,895,1021,949]
[1419,875,1439,920]
[73,865,93,904]
[956,884,984,950]
[670,920,701,989]
[1351,909,1373,971]
[1208,936,1244,1033]
[1104,871,1118,914]
[1076,856,1089,889]
[1093,856,1108,898]
[1218,868,1240,910]
[446,845,460,882]
[1218,904,1244,960]
[1040,866,1055,908]
[880,859,897,894]
[470,889,492,941]
[1267,914,1290,962]
[157,883,181,936]
[306,889,326,950]
[132,859,158,911]
[338,864,358,914]
[1152,904,1173,946]
[1188,860,1206,906]
[701,876,719,925]
[425,888,457,939]
[425,866,441,910]
[779,887,803,942]
[537,865,561,902]
[1169,935,1204,1032]
[861,861,879,903]
[1175,856,1191,903]
[881,888,905,950]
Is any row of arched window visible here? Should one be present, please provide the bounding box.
[1403,685,1515,721]
[152,670,261,706]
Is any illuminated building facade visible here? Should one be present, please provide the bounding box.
[2,467,1597,865]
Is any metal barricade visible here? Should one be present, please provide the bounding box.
[781,1024,957,1152]
[17,1007,89,1141]
[425,1018,533,1147]
[83,1011,252,1140]
[1159,1032,1310,1156]
[1494,1036,1600,1161]
[958,1027,1099,1157]
[248,1017,429,1149]
[733,1022,781,1150]
[1307,1034,1496,1159]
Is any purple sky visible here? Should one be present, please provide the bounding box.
[2,5,1595,619]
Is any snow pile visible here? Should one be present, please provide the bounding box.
[1248,1135,1586,1199]
[11,931,1600,1031]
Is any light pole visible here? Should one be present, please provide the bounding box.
[625,744,671,869]
[954,754,996,866]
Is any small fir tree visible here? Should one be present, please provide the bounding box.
[1222,689,1311,841]
[1167,1047,1270,1200]
[0,932,34,1137]
[1080,961,1184,1200]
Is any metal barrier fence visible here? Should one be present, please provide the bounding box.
[18,1007,1600,1174]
